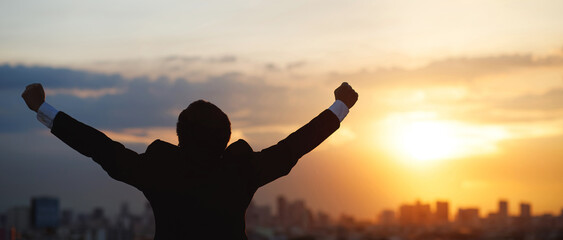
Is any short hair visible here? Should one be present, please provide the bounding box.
[176,100,231,156]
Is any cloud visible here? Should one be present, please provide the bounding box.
[68,55,315,85]
[499,88,563,111]
[327,52,563,127]
[0,64,124,89]
[0,64,329,140]
[450,88,563,125]
[161,55,237,64]
[286,61,306,70]
[102,127,177,145]
[330,53,563,89]
[162,55,202,63]
[44,87,124,98]
[72,55,246,81]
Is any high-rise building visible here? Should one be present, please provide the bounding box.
[288,200,309,229]
[31,197,59,229]
[378,210,395,226]
[520,203,531,218]
[120,202,130,217]
[277,195,288,227]
[246,201,273,228]
[414,201,431,225]
[60,209,74,226]
[399,204,414,225]
[498,200,508,218]
[255,205,273,227]
[399,200,431,226]
[457,208,480,228]
[5,206,30,236]
[435,201,449,223]
[315,211,331,228]
[497,199,509,226]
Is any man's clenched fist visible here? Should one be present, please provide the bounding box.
[22,83,45,112]
[334,82,358,109]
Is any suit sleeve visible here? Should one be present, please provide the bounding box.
[251,109,340,187]
[51,112,148,189]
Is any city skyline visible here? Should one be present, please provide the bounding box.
[3,193,560,224]
[3,194,562,240]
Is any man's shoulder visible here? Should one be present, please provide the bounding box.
[146,139,180,156]
[223,139,253,160]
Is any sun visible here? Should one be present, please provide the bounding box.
[377,112,510,165]
[391,121,461,162]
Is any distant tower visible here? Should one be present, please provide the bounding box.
[498,200,508,218]
[378,210,395,226]
[31,197,60,229]
[316,211,331,228]
[520,203,531,218]
[435,201,449,224]
[414,201,431,225]
[60,209,74,226]
[120,202,130,217]
[457,208,480,228]
[289,200,309,229]
[399,204,415,226]
[277,195,288,227]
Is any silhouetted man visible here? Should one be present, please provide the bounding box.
[22,82,358,239]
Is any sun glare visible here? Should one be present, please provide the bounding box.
[392,121,461,162]
[378,112,510,165]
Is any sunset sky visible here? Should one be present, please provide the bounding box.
[1,0,563,220]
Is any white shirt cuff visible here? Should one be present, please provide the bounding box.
[37,102,59,129]
[328,100,349,122]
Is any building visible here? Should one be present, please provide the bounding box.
[435,201,449,224]
[315,211,332,228]
[31,197,60,229]
[498,200,508,218]
[399,201,431,226]
[277,195,289,227]
[5,206,30,239]
[520,203,531,218]
[399,204,415,226]
[498,200,509,226]
[414,201,432,225]
[457,208,480,228]
[246,201,273,228]
[378,210,395,226]
[288,199,310,229]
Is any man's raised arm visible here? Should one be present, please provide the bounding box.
[21,83,147,188]
[251,82,358,187]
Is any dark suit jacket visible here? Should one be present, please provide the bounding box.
[51,109,340,239]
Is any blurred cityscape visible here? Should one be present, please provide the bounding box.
[1,195,562,240]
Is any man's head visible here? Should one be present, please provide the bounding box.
[177,100,231,156]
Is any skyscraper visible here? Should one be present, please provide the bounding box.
[379,210,395,226]
[520,203,531,218]
[399,204,415,226]
[277,195,289,227]
[435,201,449,224]
[497,199,510,227]
[399,200,432,226]
[457,208,480,228]
[288,200,309,229]
[498,200,508,218]
[31,197,59,229]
